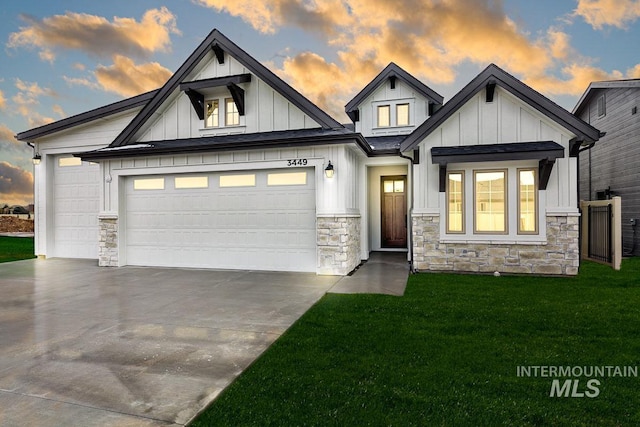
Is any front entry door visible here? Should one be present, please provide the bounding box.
[381,176,407,248]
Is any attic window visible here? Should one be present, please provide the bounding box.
[206,100,219,127]
[597,94,606,117]
[377,105,390,127]
[397,104,410,126]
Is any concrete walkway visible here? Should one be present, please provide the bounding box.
[0,259,340,426]
[329,252,410,296]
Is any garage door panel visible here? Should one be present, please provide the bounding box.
[54,157,100,258]
[126,168,315,272]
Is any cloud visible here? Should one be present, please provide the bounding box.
[0,161,34,202]
[7,7,180,62]
[0,124,19,145]
[0,124,30,154]
[193,0,351,35]
[626,64,640,78]
[573,0,640,29]
[63,76,100,90]
[11,79,56,126]
[0,90,6,109]
[198,0,603,119]
[52,104,65,118]
[94,55,172,97]
[525,64,622,96]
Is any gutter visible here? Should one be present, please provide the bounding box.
[398,150,418,273]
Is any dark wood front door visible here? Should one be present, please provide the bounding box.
[381,176,407,248]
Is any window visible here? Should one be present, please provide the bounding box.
[377,105,390,127]
[396,103,410,126]
[597,94,606,117]
[518,169,537,234]
[205,100,219,127]
[383,179,404,193]
[175,176,208,189]
[267,172,307,186]
[447,172,464,233]
[219,174,255,187]
[58,157,82,167]
[474,170,507,233]
[134,178,165,190]
[225,98,239,126]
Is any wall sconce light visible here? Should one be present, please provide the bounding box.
[324,161,334,178]
[32,153,41,165]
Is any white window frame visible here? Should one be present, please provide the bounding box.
[205,99,219,128]
[396,103,410,126]
[225,98,240,126]
[377,105,390,127]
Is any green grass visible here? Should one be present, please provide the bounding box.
[192,259,640,426]
[0,236,35,263]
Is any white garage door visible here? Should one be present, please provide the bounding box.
[125,168,316,272]
[53,156,100,258]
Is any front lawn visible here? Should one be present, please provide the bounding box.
[192,259,640,426]
[0,236,34,263]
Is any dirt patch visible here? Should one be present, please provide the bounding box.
[0,216,35,232]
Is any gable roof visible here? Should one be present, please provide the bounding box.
[111,29,342,147]
[344,62,444,122]
[400,64,602,152]
[15,90,157,142]
[573,78,640,116]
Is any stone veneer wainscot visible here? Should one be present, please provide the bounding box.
[98,214,118,267]
[317,215,361,275]
[412,214,579,275]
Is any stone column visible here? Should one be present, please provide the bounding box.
[317,215,361,275]
[98,214,118,267]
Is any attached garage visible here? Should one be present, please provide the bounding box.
[124,168,316,272]
[53,156,100,258]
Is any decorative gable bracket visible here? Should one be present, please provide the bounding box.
[180,73,251,120]
[226,83,245,116]
[185,89,205,120]
[538,158,556,190]
[212,43,225,64]
[486,80,496,102]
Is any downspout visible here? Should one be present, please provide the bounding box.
[399,150,417,273]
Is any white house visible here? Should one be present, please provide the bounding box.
[17,29,600,275]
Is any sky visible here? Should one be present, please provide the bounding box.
[1,0,639,206]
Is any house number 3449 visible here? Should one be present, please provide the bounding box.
[287,159,308,166]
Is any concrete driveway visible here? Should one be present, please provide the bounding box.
[0,259,340,426]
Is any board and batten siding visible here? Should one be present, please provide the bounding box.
[138,53,319,143]
[413,87,578,214]
[356,79,430,137]
[577,87,640,256]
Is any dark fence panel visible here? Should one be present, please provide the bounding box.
[588,204,612,263]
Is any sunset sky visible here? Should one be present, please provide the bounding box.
[1,0,639,206]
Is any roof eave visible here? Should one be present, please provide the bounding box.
[79,133,372,161]
[15,90,157,142]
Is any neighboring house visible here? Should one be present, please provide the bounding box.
[574,79,640,257]
[17,29,600,275]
